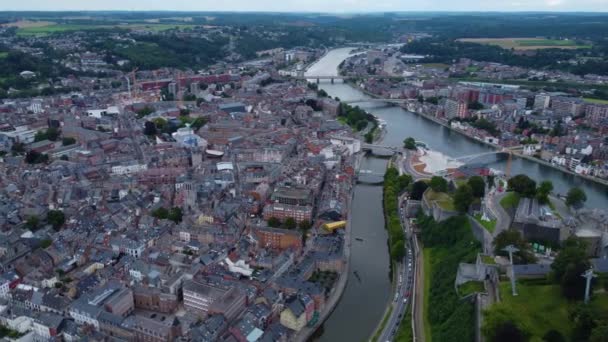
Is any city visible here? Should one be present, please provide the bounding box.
[1,5,608,342]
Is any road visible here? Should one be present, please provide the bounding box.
[376,195,415,342]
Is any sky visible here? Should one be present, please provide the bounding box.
[2,0,607,12]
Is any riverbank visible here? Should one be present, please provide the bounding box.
[351,80,608,188]
[295,153,362,342]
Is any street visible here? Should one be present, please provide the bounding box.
[377,195,415,342]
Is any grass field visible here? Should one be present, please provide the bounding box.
[474,213,497,233]
[15,22,196,36]
[457,38,591,50]
[500,192,521,210]
[423,248,433,342]
[424,190,455,212]
[584,97,608,105]
[0,52,8,59]
[458,281,485,297]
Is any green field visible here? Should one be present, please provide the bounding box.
[515,39,580,47]
[492,282,608,339]
[421,63,450,69]
[584,97,608,105]
[474,213,497,233]
[0,52,8,59]
[458,38,591,50]
[500,192,521,210]
[16,23,196,36]
[424,190,455,212]
[458,281,485,297]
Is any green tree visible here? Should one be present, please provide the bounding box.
[25,151,49,164]
[570,304,597,341]
[151,207,169,220]
[536,181,554,205]
[267,217,281,228]
[403,137,417,150]
[46,210,65,231]
[62,137,76,146]
[168,207,183,224]
[39,239,53,249]
[552,237,590,300]
[391,239,405,260]
[482,306,531,342]
[143,121,157,136]
[453,184,474,213]
[590,325,608,342]
[566,187,587,208]
[284,217,297,230]
[507,174,537,198]
[25,215,40,230]
[429,176,448,193]
[410,181,429,201]
[468,176,486,198]
[299,220,311,230]
[397,174,413,193]
[542,330,566,342]
[493,230,537,264]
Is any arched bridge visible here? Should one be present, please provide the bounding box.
[453,148,521,164]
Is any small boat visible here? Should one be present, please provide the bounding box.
[355,237,364,242]
[354,271,362,282]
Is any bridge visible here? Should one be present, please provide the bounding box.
[453,147,521,164]
[343,98,412,105]
[297,75,406,84]
[357,169,385,185]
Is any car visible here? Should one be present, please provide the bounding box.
[403,298,408,303]
[404,291,410,297]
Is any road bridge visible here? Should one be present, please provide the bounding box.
[298,75,406,84]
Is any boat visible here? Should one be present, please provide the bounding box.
[353,271,362,282]
[355,237,364,242]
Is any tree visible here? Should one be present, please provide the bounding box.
[151,207,169,220]
[397,174,413,193]
[143,121,157,136]
[267,217,281,228]
[566,187,587,208]
[391,239,405,261]
[403,137,417,150]
[590,325,608,342]
[429,176,448,193]
[507,174,537,198]
[299,220,311,230]
[552,237,590,300]
[482,306,531,342]
[468,101,484,110]
[168,207,183,224]
[39,239,53,249]
[570,304,597,341]
[284,217,297,230]
[62,137,76,146]
[453,184,474,213]
[410,181,429,201]
[25,151,49,164]
[468,176,486,198]
[542,330,565,342]
[46,210,65,231]
[493,229,537,264]
[25,215,40,230]
[536,181,554,205]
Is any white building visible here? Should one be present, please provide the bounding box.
[86,106,120,119]
[225,258,253,277]
[111,163,148,175]
[171,125,208,149]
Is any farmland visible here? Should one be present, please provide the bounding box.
[3,21,196,36]
[457,38,591,50]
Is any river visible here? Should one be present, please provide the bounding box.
[306,47,608,342]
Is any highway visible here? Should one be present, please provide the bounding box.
[377,195,415,342]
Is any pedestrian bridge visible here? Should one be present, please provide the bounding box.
[453,148,520,164]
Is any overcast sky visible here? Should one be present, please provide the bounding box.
[2,0,607,12]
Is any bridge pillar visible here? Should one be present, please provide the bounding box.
[331,78,334,84]
[316,78,320,84]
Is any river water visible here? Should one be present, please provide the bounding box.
[306,48,608,342]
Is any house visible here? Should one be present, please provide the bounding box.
[279,294,314,331]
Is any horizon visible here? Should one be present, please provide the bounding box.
[2,0,608,13]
